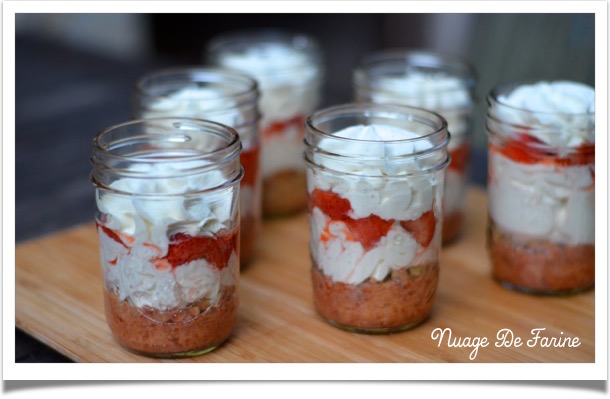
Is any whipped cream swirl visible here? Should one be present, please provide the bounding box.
[494,81,595,147]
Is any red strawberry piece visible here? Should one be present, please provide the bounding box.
[240,146,260,187]
[262,115,304,139]
[499,133,551,164]
[166,231,237,270]
[97,223,126,248]
[448,142,469,173]
[555,143,595,166]
[400,210,437,248]
[309,189,352,220]
[343,215,395,251]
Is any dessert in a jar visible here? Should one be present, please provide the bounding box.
[305,103,450,333]
[207,30,324,216]
[90,118,243,357]
[486,81,595,294]
[134,68,261,265]
[354,50,476,243]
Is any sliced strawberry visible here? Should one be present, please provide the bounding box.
[343,215,394,251]
[501,140,543,164]
[309,189,352,220]
[555,143,595,166]
[494,133,594,167]
[262,115,304,139]
[240,145,260,187]
[448,142,469,173]
[400,210,436,248]
[166,230,238,270]
[97,223,126,248]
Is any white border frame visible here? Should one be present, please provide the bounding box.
[3,0,607,382]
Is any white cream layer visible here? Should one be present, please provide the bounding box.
[97,162,235,256]
[488,151,594,245]
[495,81,595,147]
[98,227,238,310]
[261,123,306,177]
[309,124,439,221]
[310,207,440,284]
[371,71,472,138]
[308,124,442,283]
[217,43,321,125]
[140,86,245,128]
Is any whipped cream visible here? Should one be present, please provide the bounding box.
[99,226,238,310]
[374,71,472,110]
[495,81,595,147]
[310,207,441,284]
[488,151,594,245]
[309,124,439,221]
[218,43,319,88]
[369,71,472,137]
[308,124,444,284]
[262,122,306,177]
[216,42,321,125]
[97,161,235,255]
[139,86,251,139]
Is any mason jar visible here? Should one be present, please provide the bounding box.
[134,68,261,265]
[354,50,476,244]
[305,103,450,333]
[486,81,595,294]
[90,118,243,357]
[207,30,324,217]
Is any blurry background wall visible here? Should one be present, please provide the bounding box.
[16,13,595,149]
[15,13,594,242]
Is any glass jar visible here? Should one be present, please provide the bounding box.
[90,118,243,357]
[354,50,476,244]
[207,30,324,217]
[485,81,595,294]
[305,103,450,333]
[134,68,261,265]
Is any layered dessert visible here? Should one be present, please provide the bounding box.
[357,68,474,243]
[306,122,446,332]
[95,160,240,356]
[210,34,323,216]
[487,81,595,294]
[136,74,261,264]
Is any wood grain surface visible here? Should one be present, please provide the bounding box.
[15,188,595,363]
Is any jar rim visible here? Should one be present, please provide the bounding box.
[206,29,323,81]
[92,117,241,163]
[487,80,595,117]
[354,48,477,94]
[306,102,449,145]
[134,66,259,110]
[207,28,320,57]
[91,117,243,195]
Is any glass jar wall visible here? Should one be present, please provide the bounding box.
[207,30,324,217]
[354,50,476,243]
[91,118,243,356]
[134,68,261,264]
[304,103,450,332]
[485,81,595,294]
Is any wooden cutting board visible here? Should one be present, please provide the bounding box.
[15,188,595,362]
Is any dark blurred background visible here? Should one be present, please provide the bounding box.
[15,13,594,362]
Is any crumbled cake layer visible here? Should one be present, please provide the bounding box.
[488,219,594,294]
[263,170,308,216]
[311,261,438,331]
[104,286,238,356]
